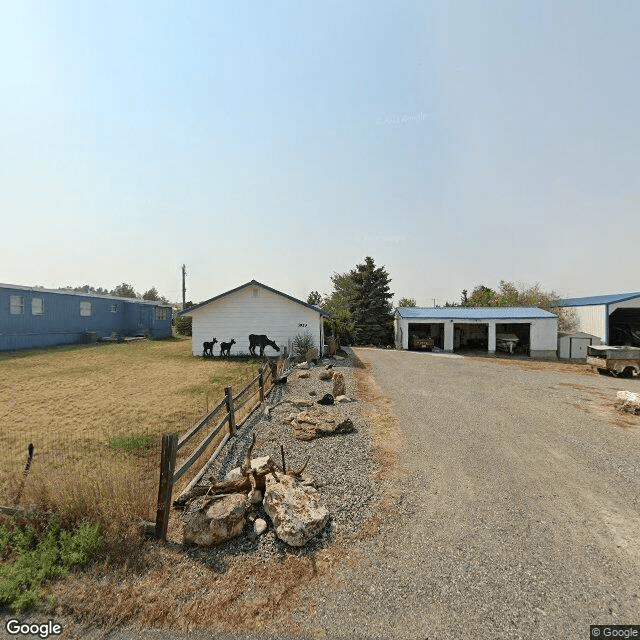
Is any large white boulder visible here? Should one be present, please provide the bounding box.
[263,474,329,547]
[182,493,247,546]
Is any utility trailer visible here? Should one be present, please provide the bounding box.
[586,345,640,378]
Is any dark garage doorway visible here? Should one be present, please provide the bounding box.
[609,308,640,346]
[408,323,444,350]
[496,323,531,355]
[453,323,488,351]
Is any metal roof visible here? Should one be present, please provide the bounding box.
[395,306,557,320]
[555,292,640,307]
[179,280,331,317]
[0,282,170,306]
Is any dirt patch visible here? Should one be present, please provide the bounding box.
[466,353,595,376]
[554,382,640,435]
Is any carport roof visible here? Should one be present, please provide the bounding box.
[395,307,557,320]
[555,292,640,307]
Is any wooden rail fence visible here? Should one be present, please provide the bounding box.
[154,352,287,540]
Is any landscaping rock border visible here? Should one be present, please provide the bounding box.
[184,352,377,564]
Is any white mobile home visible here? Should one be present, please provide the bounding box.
[179,280,330,357]
[394,307,558,358]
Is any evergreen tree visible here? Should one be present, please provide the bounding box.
[111,283,138,298]
[349,256,394,346]
[306,290,322,305]
[142,286,159,301]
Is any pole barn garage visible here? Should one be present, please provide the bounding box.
[555,292,640,347]
[394,307,558,358]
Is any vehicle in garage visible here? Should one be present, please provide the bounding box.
[496,333,520,354]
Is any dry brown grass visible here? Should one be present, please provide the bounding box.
[0,338,264,525]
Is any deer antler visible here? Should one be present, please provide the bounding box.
[241,433,256,476]
[289,456,310,478]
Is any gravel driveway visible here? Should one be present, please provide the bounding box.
[300,348,640,639]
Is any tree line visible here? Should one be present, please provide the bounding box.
[307,259,576,346]
[54,283,170,304]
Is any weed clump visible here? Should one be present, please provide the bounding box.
[291,331,315,362]
[0,515,102,612]
[109,433,155,453]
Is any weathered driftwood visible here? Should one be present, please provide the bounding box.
[173,434,276,508]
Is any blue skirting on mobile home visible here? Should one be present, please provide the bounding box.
[0,284,173,351]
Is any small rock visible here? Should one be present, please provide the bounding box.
[332,371,346,397]
[309,390,317,396]
[319,370,333,380]
[317,393,334,406]
[296,361,310,370]
[298,371,310,379]
[335,395,351,403]
[254,518,268,536]
[247,489,263,505]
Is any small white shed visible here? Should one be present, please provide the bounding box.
[179,280,330,357]
[557,332,601,360]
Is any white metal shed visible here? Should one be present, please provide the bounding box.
[557,331,601,359]
[178,280,330,357]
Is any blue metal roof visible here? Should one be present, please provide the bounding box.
[556,292,640,307]
[395,307,557,320]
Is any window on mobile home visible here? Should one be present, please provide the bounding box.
[80,301,92,316]
[10,296,24,315]
[31,298,44,315]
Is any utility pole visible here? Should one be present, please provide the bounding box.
[181,264,186,309]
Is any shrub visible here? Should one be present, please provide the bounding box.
[291,331,316,362]
[0,516,102,612]
[174,316,192,336]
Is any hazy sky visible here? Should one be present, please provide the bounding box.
[2,1,638,306]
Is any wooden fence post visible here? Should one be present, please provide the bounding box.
[225,386,236,435]
[155,432,178,541]
[258,369,265,403]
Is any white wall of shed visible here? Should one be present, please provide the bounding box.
[566,305,607,341]
[529,317,558,352]
[189,285,324,356]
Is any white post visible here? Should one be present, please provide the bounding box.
[444,320,454,352]
[488,320,496,353]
